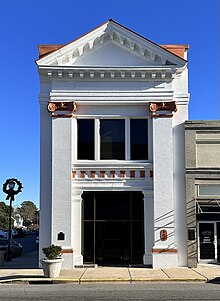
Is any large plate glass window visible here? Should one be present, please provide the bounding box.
[130,119,148,160]
[77,119,94,160]
[100,119,125,160]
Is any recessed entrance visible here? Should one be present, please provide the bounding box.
[198,222,220,263]
[82,191,144,265]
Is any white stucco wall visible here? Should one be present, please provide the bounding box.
[37,21,189,269]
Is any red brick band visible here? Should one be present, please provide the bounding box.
[61,249,73,254]
[152,249,177,253]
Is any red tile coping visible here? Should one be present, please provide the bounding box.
[152,249,177,253]
[100,171,106,178]
[120,171,126,177]
[130,170,135,178]
[90,171,96,178]
[110,171,115,178]
[72,170,149,179]
[61,249,73,254]
[80,171,86,178]
[161,44,189,59]
[140,170,145,178]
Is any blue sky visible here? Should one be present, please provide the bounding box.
[0,0,219,208]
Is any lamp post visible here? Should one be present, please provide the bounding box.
[2,178,23,262]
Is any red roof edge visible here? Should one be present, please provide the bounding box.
[38,43,189,60]
[38,45,64,59]
[160,44,189,59]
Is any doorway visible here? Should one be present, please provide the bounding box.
[198,222,220,263]
[82,191,144,265]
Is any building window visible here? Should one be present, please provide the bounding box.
[77,119,94,160]
[100,119,125,160]
[77,118,149,161]
[130,119,148,160]
[198,184,220,197]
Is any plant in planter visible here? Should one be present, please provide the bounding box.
[42,244,62,259]
[40,244,63,278]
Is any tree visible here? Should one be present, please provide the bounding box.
[16,201,39,228]
[0,201,11,229]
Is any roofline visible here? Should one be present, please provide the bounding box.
[109,19,188,62]
[36,19,109,62]
[36,19,188,63]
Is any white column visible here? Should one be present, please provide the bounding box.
[173,105,188,267]
[95,118,100,161]
[125,118,130,160]
[143,191,154,266]
[39,103,52,263]
[51,116,73,269]
[152,116,178,268]
[72,117,77,162]
[72,190,84,266]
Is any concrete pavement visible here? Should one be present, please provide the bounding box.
[1,249,220,284]
[1,237,219,284]
[0,263,220,284]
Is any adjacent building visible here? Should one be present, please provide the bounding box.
[36,20,189,269]
[185,121,220,267]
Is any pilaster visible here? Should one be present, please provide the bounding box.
[39,102,52,262]
[173,119,187,266]
[71,190,84,266]
[143,191,154,266]
[152,116,178,268]
[52,116,74,268]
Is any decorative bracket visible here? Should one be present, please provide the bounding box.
[149,101,177,118]
[47,101,77,117]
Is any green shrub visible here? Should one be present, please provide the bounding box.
[42,244,62,259]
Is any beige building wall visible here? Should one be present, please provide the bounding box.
[196,131,220,167]
[185,120,220,268]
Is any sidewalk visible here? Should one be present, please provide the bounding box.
[1,264,220,284]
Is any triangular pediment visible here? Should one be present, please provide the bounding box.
[72,41,159,67]
[37,19,187,69]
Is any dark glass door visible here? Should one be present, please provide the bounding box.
[199,223,215,260]
[83,191,144,265]
[96,221,130,263]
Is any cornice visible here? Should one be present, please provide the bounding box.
[49,92,174,103]
[38,65,184,80]
[186,168,220,174]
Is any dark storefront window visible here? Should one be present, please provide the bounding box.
[77,118,150,161]
[100,119,125,160]
[77,119,94,160]
[130,119,148,160]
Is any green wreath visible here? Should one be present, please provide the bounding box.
[3,178,23,201]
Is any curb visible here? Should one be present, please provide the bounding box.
[0,277,209,284]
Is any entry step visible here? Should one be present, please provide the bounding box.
[75,264,98,268]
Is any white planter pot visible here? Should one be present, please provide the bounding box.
[40,258,64,278]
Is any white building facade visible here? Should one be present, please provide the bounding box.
[37,20,189,269]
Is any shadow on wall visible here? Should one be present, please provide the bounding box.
[154,209,175,244]
[186,198,197,266]
[186,198,196,228]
